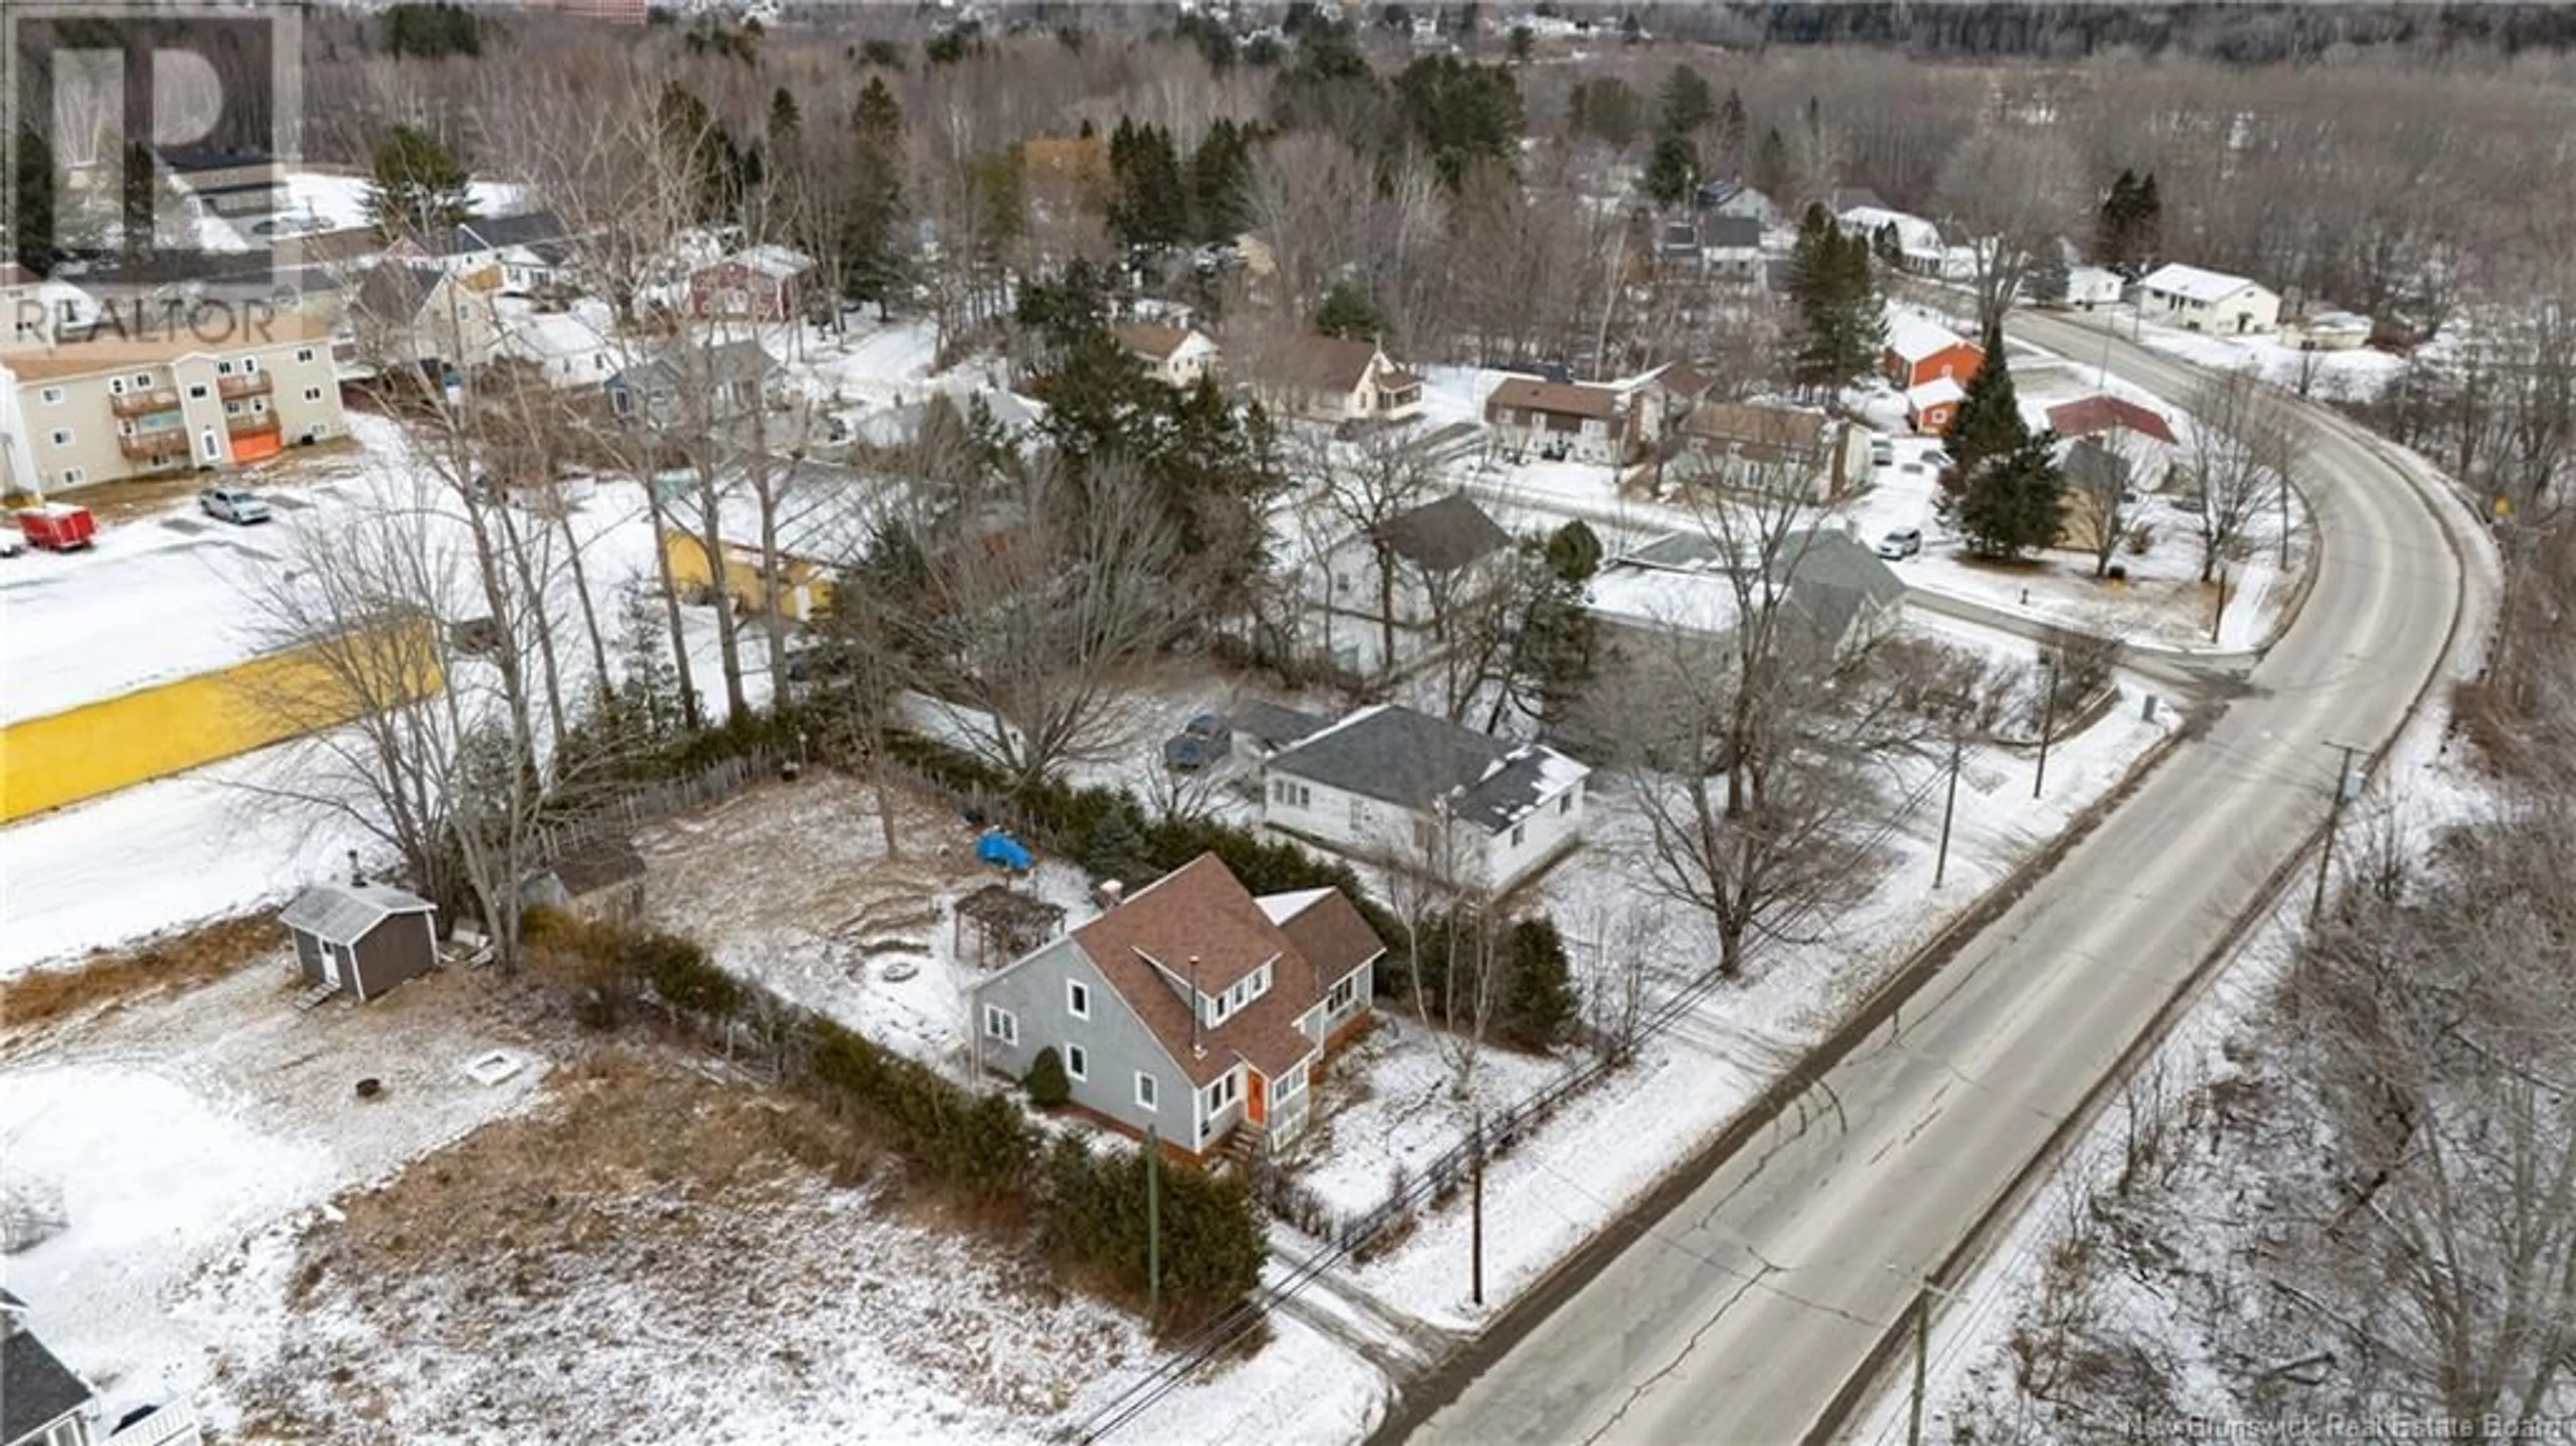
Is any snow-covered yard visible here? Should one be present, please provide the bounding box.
[203,1048,1156,1446]
[0,963,558,1432]
[630,771,1093,1076]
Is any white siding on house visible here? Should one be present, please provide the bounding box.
[1261,771,1585,893]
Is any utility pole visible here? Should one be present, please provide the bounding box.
[1909,1282,1932,1446]
[2208,563,2227,645]
[1933,716,1964,889]
[2031,651,2058,800]
[2310,743,2359,922]
[1470,1108,1486,1308]
[1146,1125,1163,1323]
[2278,469,2292,569]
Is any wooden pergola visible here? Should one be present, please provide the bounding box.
[953,883,1067,966]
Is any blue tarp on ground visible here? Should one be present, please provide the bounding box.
[976,828,1034,873]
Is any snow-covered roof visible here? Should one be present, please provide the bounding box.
[494,298,614,363]
[1587,561,1744,637]
[279,881,434,947]
[1885,312,1972,364]
[1907,377,1967,408]
[1268,704,1588,834]
[1254,887,1335,924]
[729,243,814,278]
[2139,262,2267,304]
[1839,206,1943,256]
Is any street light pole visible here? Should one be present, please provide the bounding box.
[2031,652,2058,800]
[1933,718,1964,889]
[2208,563,2228,645]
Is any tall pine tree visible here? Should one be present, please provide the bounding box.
[1946,318,2029,479]
[1190,118,1253,245]
[1786,205,1881,394]
[1643,132,1698,207]
[364,124,476,239]
[1941,320,2065,560]
[1656,63,1714,137]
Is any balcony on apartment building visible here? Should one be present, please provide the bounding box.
[225,409,281,437]
[110,386,183,417]
[217,370,274,400]
[119,428,191,462]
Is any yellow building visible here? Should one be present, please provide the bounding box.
[656,456,877,624]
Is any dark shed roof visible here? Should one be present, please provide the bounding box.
[1384,492,1511,573]
[3,1329,95,1446]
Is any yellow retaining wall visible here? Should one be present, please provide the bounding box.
[662,529,834,623]
[0,620,441,823]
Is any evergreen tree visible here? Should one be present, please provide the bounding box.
[1108,117,1190,249]
[1948,430,2066,561]
[1081,806,1153,884]
[767,85,802,145]
[2027,244,2070,307]
[382,2,483,59]
[1945,319,2030,479]
[1190,118,1254,245]
[842,78,910,315]
[1395,54,1523,188]
[1544,518,1602,583]
[1751,126,1791,197]
[1566,78,1642,150]
[1643,132,1697,207]
[1872,220,1903,270]
[364,124,476,239]
[1024,1046,1071,1107]
[1509,24,1533,62]
[1313,279,1385,340]
[655,83,737,224]
[1786,206,1880,393]
[1656,62,1715,137]
[2131,172,2163,270]
[1499,916,1579,1050]
[11,126,56,275]
[2094,168,2138,270]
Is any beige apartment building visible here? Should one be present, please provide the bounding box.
[2,315,346,490]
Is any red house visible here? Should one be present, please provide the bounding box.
[686,245,816,323]
[1882,313,1984,392]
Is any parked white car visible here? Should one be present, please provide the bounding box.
[1875,527,1923,561]
[199,487,272,524]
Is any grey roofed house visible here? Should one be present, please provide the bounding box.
[1268,704,1573,834]
[412,209,572,258]
[2062,435,2134,495]
[351,262,441,325]
[1383,492,1512,573]
[2,1291,97,1446]
[609,337,774,394]
[1232,700,1332,755]
[1770,529,1907,655]
[1701,215,1762,250]
[1623,531,1729,571]
[1828,185,1887,214]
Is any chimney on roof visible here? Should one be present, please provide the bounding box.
[1096,879,1124,910]
[348,850,366,888]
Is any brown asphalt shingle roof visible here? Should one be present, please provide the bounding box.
[1272,891,1386,989]
[1112,321,1200,361]
[2045,395,2179,446]
[1071,854,1382,1087]
[1488,375,1621,421]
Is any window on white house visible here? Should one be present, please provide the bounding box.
[48,428,73,446]
[1558,791,1574,816]
[217,360,235,376]
[982,1004,1018,1046]
[61,467,85,486]
[1348,797,1366,830]
[39,386,62,404]
[243,356,260,373]
[1205,1071,1239,1113]
[295,347,315,364]
[108,376,125,396]
[1271,779,1310,810]
[1511,824,1526,848]
[1135,1072,1159,1111]
[303,387,323,402]
[1067,979,1090,1019]
[1275,1064,1305,1101]
[189,384,209,400]
[1208,991,1230,1025]
[1065,1044,1087,1081]
[133,372,152,387]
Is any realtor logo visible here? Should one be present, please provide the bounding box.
[3,1,303,315]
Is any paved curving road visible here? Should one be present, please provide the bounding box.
[1401,313,2477,1446]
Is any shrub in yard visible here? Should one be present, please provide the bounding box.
[1080,806,1155,885]
[2125,522,2155,555]
[1024,1046,1072,1107]
[1499,915,1580,1050]
[1040,1133,1266,1326]
[626,928,744,1021]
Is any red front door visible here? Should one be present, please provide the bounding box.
[1246,1070,1268,1126]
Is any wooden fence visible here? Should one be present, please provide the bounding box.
[533,748,787,868]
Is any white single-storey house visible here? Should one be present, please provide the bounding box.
[2062,264,2125,310]
[2137,263,2280,335]
[1260,704,1589,893]
[1111,322,1220,388]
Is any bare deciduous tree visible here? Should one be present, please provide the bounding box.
[2184,368,2301,584]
